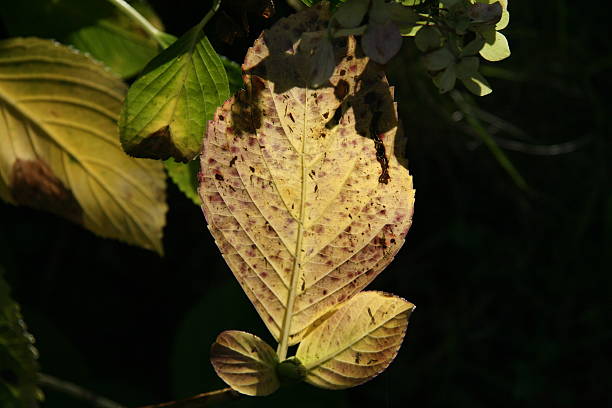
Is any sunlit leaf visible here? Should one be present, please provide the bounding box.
[480,29,510,61]
[210,330,280,396]
[199,4,414,351]
[119,24,229,162]
[0,269,42,408]
[295,291,414,389]
[0,0,164,78]
[461,72,493,96]
[0,38,167,253]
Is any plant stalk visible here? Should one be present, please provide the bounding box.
[104,0,166,47]
[38,373,126,408]
[137,387,241,408]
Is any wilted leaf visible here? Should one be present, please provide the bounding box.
[0,38,167,253]
[480,29,510,61]
[200,4,414,353]
[362,21,403,64]
[210,330,280,396]
[0,0,164,78]
[414,26,441,52]
[119,24,229,162]
[295,291,414,389]
[333,0,370,28]
[0,269,42,408]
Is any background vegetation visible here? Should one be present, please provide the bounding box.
[1,0,610,406]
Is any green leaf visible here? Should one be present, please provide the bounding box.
[119,23,230,162]
[433,65,457,94]
[461,36,485,56]
[165,56,242,205]
[362,21,403,64]
[296,291,415,389]
[480,30,511,61]
[210,330,280,396]
[461,72,493,96]
[0,269,43,408]
[423,47,455,71]
[165,159,200,205]
[415,26,442,52]
[0,38,167,253]
[455,56,480,79]
[333,0,370,28]
[310,36,337,87]
[0,0,164,78]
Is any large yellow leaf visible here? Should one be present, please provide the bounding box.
[0,38,166,253]
[200,5,414,359]
[210,330,280,396]
[295,291,414,389]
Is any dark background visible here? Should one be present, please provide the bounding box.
[1,0,610,407]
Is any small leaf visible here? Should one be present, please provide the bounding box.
[296,291,415,389]
[219,56,244,94]
[388,3,418,30]
[119,24,230,162]
[467,2,503,24]
[460,36,485,56]
[361,21,403,64]
[310,35,336,87]
[423,47,455,71]
[414,26,441,52]
[0,269,43,407]
[461,72,493,96]
[433,65,457,94]
[210,331,280,396]
[333,0,370,28]
[0,38,167,253]
[479,30,511,61]
[401,24,423,37]
[455,56,480,79]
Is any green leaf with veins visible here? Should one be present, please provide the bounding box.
[119,23,230,162]
[0,0,164,78]
[0,268,42,408]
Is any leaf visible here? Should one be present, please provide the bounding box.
[165,56,242,204]
[295,291,414,389]
[423,47,455,71]
[467,2,502,24]
[461,72,493,96]
[0,38,167,253]
[0,0,164,78]
[455,56,480,79]
[433,65,457,94]
[361,21,403,64]
[333,0,370,28]
[414,26,441,52]
[310,35,336,87]
[199,5,414,352]
[0,268,43,408]
[119,23,230,162]
[210,330,280,396]
[479,30,511,62]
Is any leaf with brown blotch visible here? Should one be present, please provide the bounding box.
[0,38,167,253]
[210,330,280,396]
[296,291,414,389]
[200,3,414,362]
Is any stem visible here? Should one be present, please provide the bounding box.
[195,0,223,32]
[38,373,126,408]
[105,0,165,46]
[137,388,241,408]
[450,90,530,191]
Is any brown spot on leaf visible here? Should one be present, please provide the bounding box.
[215,174,225,181]
[229,156,237,167]
[11,159,83,225]
[128,125,189,162]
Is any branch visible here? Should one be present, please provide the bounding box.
[38,373,126,408]
[137,388,241,408]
